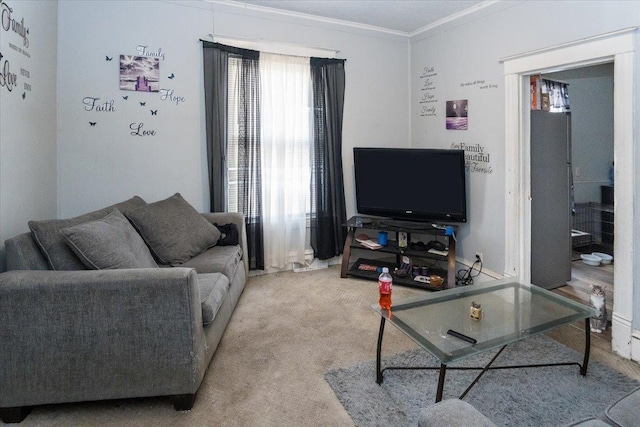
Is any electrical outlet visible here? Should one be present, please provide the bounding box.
[476,252,483,263]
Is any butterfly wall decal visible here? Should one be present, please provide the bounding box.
[122,96,129,100]
[89,122,97,126]
[105,56,113,61]
[150,110,158,115]
[0,52,3,61]
[168,73,175,79]
[139,102,146,106]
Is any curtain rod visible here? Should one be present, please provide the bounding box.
[199,40,346,65]
[200,33,340,58]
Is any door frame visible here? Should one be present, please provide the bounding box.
[501,28,637,359]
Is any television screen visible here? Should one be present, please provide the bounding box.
[353,148,467,223]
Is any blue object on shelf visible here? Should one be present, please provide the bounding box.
[378,231,388,246]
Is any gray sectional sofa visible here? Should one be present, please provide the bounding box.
[0,194,248,423]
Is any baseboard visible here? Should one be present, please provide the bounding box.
[632,330,640,363]
[293,258,328,273]
[611,311,632,359]
[457,256,503,282]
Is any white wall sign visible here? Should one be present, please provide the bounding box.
[1,1,31,98]
[450,142,493,174]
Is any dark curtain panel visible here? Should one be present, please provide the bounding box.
[202,44,228,212]
[236,56,264,270]
[310,58,347,260]
[202,41,264,270]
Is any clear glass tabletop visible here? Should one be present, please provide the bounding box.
[370,278,596,364]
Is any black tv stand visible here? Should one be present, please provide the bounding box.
[340,216,457,291]
[378,219,441,231]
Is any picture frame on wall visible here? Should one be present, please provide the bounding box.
[446,99,468,130]
[119,55,160,92]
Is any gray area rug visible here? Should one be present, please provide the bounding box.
[325,335,639,426]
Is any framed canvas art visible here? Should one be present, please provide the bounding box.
[120,55,159,92]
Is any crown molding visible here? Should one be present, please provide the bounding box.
[410,0,500,37]
[205,0,410,37]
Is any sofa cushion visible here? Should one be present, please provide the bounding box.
[125,193,221,265]
[176,245,242,278]
[60,209,158,270]
[604,386,640,427]
[5,232,51,271]
[198,273,229,325]
[28,196,147,270]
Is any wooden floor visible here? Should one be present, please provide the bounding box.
[554,253,614,339]
[547,254,640,381]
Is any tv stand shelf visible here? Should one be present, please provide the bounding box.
[348,258,447,291]
[341,216,457,290]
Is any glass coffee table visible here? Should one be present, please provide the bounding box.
[370,278,597,402]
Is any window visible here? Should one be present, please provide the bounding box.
[226,54,313,219]
[226,56,241,213]
[203,41,347,270]
[226,52,313,268]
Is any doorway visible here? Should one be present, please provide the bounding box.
[501,28,636,359]
[543,64,615,340]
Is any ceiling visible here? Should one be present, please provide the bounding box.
[226,1,491,35]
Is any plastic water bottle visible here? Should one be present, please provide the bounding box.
[378,267,392,310]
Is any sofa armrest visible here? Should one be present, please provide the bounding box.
[0,268,206,408]
[418,399,497,427]
[202,212,249,277]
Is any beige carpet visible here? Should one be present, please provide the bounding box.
[18,266,640,426]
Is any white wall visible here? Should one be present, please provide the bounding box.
[410,1,640,276]
[0,0,58,270]
[55,0,410,219]
[57,0,212,216]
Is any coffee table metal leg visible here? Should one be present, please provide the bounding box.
[376,317,386,384]
[435,364,447,402]
[581,317,591,376]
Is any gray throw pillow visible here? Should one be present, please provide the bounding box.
[125,193,221,265]
[60,209,158,270]
[28,196,147,270]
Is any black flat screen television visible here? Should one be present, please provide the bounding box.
[353,147,467,223]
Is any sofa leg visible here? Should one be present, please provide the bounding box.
[0,406,32,423]
[172,393,196,411]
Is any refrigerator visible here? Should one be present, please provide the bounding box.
[530,110,572,289]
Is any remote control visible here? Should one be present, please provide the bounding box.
[446,329,477,344]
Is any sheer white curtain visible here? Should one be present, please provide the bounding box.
[260,53,312,269]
